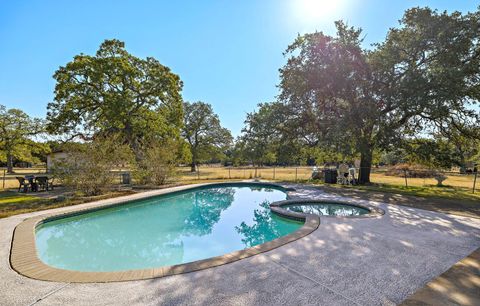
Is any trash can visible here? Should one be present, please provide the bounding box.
[121,172,131,184]
[323,169,338,184]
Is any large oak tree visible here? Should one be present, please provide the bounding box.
[46,39,184,158]
[182,101,232,171]
[278,8,480,183]
[0,105,45,173]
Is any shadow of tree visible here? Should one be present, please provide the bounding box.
[127,184,480,305]
[33,183,479,305]
[291,183,480,219]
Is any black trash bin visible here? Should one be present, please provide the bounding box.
[323,169,338,184]
[121,173,131,184]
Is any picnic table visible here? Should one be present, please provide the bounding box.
[16,175,54,193]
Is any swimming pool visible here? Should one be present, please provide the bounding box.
[35,184,303,272]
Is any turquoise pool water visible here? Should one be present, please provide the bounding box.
[284,202,369,216]
[35,184,302,272]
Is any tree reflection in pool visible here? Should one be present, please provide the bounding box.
[235,201,296,248]
[284,203,370,216]
[35,185,302,272]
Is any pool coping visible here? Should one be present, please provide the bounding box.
[10,181,321,283]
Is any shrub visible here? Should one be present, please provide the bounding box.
[52,136,133,196]
[384,163,436,178]
[134,140,178,185]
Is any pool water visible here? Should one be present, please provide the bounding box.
[284,203,369,216]
[35,185,302,272]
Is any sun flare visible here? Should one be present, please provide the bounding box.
[294,0,345,23]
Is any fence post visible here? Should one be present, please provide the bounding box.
[404,169,408,187]
[473,171,478,194]
[295,167,298,182]
[244,168,246,178]
[273,166,276,180]
[197,167,200,180]
[2,169,5,189]
[228,168,231,179]
[254,167,257,178]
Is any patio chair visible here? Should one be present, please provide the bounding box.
[16,177,29,192]
[48,177,55,190]
[36,176,51,191]
[348,167,356,185]
[337,163,349,185]
[25,175,38,192]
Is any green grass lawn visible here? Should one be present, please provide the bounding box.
[0,191,52,218]
[0,190,138,219]
[0,191,40,205]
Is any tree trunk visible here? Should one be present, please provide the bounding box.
[124,122,143,164]
[6,152,14,174]
[358,146,373,184]
[190,151,197,172]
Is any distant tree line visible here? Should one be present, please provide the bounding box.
[1,7,479,190]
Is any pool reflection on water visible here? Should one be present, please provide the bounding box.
[35,185,302,272]
[284,203,370,216]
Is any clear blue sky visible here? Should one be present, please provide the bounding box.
[0,0,478,136]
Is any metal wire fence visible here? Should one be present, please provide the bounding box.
[175,165,479,194]
[1,165,478,194]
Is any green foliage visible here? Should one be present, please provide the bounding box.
[176,138,193,164]
[238,102,299,165]
[404,138,461,169]
[182,101,233,170]
[46,39,184,157]
[133,139,180,185]
[238,101,358,166]
[52,136,134,196]
[299,146,347,165]
[275,8,480,183]
[10,140,50,164]
[0,105,46,172]
[379,149,407,165]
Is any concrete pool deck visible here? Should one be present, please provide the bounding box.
[1,183,479,305]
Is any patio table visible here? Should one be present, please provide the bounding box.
[19,175,53,192]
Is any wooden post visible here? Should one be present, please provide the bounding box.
[273,166,276,180]
[473,171,478,194]
[2,169,5,189]
[404,169,408,187]
[197,167,200,180]
[228,168,231,179]
[295,167,298,182]
[254,167,257,178]
[244,168,246,178]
